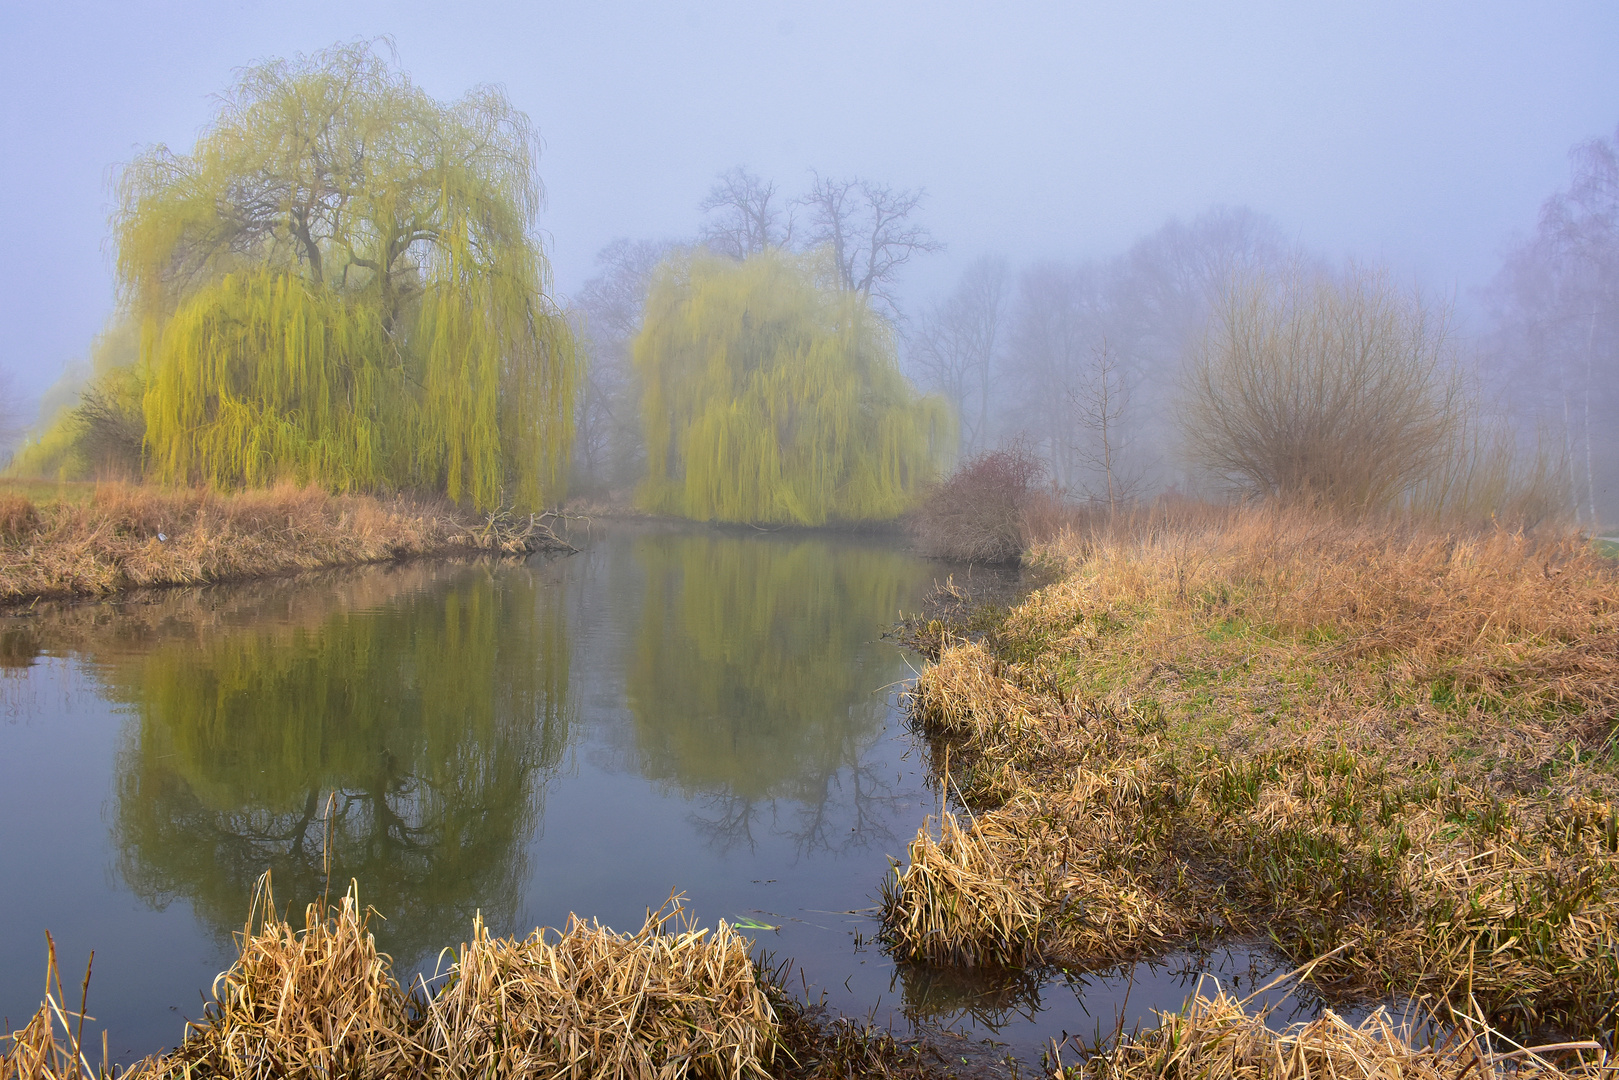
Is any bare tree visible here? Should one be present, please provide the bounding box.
[571,238,674,493]
[698,167,792,259]
[1487,124,1618,528]
[1070,339,1133,512]
[1107,206,1300,491]
[909,256,1009,454]
[1003,260,1108,489]
[998,207,1298,498]
[799,173,942,314]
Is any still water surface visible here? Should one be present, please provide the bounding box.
[1,524,1309,1067]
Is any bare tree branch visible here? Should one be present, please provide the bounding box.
[698,166,792,258]
[800,174,942,315]
[910,256,1008,455]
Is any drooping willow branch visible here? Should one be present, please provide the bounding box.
[119,40,577,509]
[635,250,953,525]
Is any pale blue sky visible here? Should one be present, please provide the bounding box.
[3,0,1616,407]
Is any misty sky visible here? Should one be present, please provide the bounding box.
[3,1,1616,409]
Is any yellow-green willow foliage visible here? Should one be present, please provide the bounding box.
[94,562,571,959]
[626,531,925,808]
[634,251,953,524]
[118,41,577,509]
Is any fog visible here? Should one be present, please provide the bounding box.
[3,1,1616,517]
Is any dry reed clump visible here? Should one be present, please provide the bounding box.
[140,878,421,1080]
[880,811,1046,968]
[4,878,788,1080]
[0,494,38,540]
[1056,984,1611,1080]
[0,483,571,606]
[883,503,1619,1041]
[423,901,776,1080]
[1,935,108,1080]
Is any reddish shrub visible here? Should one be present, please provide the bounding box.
[908,446,1047,562]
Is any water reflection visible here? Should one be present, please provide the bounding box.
[85,563,572,962]
[3,528,958,1059]
[0,621,39,668]
[626,533,915,854]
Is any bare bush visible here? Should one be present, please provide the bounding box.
[908,445,1046,562]
[72,384,145,478]
[1184,267,1466,511]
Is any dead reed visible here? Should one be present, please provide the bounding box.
[140,877,421,1080]
[0,494,38,540]
[883,502,1619,1043]
[1,934,106,1080]
[422,901,775,1080]
[0,483,571,606]
[4,878,792,1080]
[1055,982,1611,1080]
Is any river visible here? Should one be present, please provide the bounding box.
[0,523,1317,1068]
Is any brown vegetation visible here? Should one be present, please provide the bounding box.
[884,503,1619,1047]
[0,484,572,606]
[0,494,39,540]
[907,446,1048,563]
[1183,268,1565,524]
[2,878,954,1080]
[1054,981,1609,1079]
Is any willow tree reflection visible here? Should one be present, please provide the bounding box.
[627,533,919,854]
[99,562,571,963]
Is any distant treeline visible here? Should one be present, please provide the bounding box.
[7,38,1613,529]
[573,133,1618,528]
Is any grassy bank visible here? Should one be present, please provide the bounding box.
[0,484,570,606]
[882,504,1619,1055]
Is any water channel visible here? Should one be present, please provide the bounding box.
[1,523,1321,1068]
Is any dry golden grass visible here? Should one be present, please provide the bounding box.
[3,878,797,1080]
[139,877,421,1080]
[423,902,775,1080]
[1,935,108,1080]
[1056,982,1610,1080]
[0,483,570,606]
[883,502,1619,1042]
[0,494,38,541]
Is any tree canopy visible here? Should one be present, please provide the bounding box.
[634,250,952,525]
[117,40,576,508]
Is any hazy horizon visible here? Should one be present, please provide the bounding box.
[3,0,1616,412]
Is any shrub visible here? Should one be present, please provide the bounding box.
[908,445,1045,562]
[1184,267,1465,511]
[71,381,146,479]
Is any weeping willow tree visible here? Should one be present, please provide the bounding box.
[118,40,576,509]
[635,250,953,524]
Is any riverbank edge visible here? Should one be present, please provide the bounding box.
[5,880,969,1080]
[0,484,576,610]
[879,505,1619,1075]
